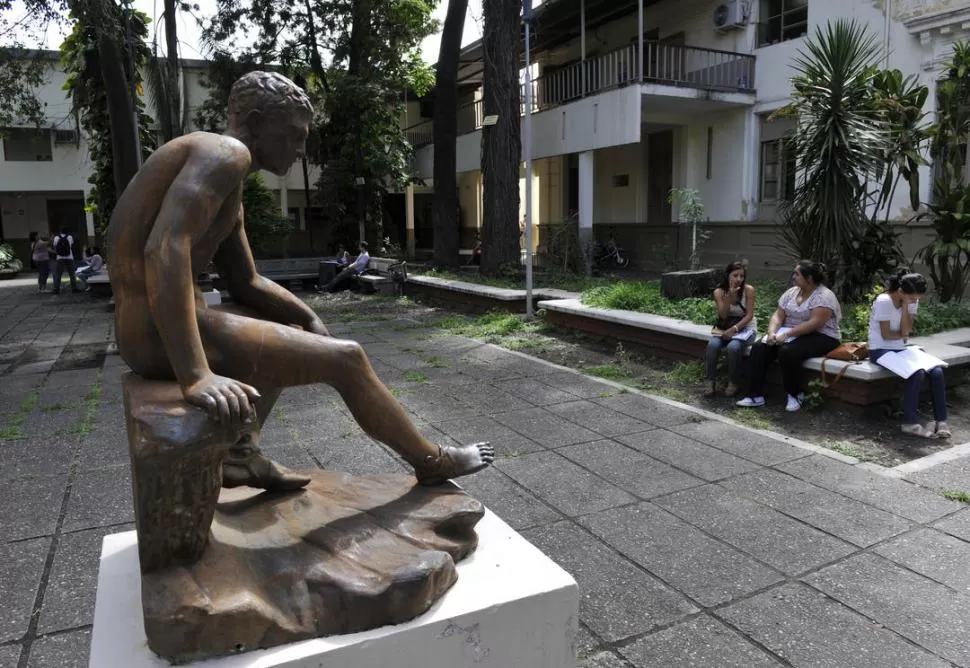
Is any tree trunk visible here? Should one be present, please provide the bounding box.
[163,0,182,138]
[98,34,140,196]
[480,0,522,276]
[431,0,467,269]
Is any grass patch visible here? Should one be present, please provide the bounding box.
[434,312,546,340]
[665,361,705,385]
[942,490,970,504]
[349,313,392,322]
[75,376,103,438]
[585,364,632,381]
[42,401,73,412]
[425,356,448,368]
[0,424,23,439]
[403,371,429,383]
[728,408,773,430]
[685,414,707,423]
[0,391,40,440]
[822,440,875,462]
[647,386,690,403]
[504,337,545,352]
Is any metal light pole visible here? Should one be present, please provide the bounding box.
[523,0,534,318]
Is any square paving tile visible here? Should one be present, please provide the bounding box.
[63,465,133,532]
[559,440,705,500]
[616,430,760,482]
[579,651,629,668]
[806,553,970,666]
[39,524,133,633]
[907,458,970,496]
[671,420,809,466]
[777,455,961,523]
[304,435,408,476]
[453,384,537,415]
[27,628,91,668]
[539,371,616,399]
[580,502,783,607]
[935,509,970,542]
[455,468,560,531]
[718,583,951,668]
[0,537,50,643]
[524,521,697,642]
[874,528,970,593]
[546,401,653,437]
[0,475,65,542]
[495,378,582,406]
[0,439,74,478]
[0,644,21,668]
[492,407,602,448]
[620,615,784,668]
[722,469,912,547]
[592,393,698,428]
[655,484,857,575]
[432,416,544,458]
[497,450,636,517]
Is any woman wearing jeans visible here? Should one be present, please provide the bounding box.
[868,269,950,439]
[737,260,842,412]
[704,261,756,397]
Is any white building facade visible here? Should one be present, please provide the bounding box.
[405,0,970,274]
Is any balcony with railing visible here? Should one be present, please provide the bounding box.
[405,41,755,148]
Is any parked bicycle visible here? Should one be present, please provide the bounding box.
[592,237,630,270]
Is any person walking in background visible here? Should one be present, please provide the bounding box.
[50,227,79,294]
[75,246,104,291]
[30,232,54,291]
[704,261,757,397]
[868,268,951,439]
[737,260,842,412]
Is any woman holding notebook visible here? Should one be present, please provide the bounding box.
[704,261,757,397]
[736,260,841,412]
[868,269,950,439]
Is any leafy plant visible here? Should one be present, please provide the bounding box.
[241,173,292,255]
[0,243,23,273]
[668,187,709,270]
[916,41,970,302]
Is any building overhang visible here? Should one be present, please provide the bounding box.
[903,6,970,45]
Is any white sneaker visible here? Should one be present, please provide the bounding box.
[797,392,805,403]
[785,394,802,412]
[736,396,766,408]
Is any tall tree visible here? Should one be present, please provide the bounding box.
[431,0,467,268]
[480,0,520,275]
[0,0,66,131]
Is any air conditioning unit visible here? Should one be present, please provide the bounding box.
[54,129,78,144]
[713,0,747,30]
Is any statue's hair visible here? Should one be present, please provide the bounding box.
[228,71,312,126]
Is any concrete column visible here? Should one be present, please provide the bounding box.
[740,110,759,221]
[578,150,594,257]
[405,183,416,258]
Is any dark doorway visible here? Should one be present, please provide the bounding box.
[567,154,579,218]
[646,130,673,224]
[46,198,87,245]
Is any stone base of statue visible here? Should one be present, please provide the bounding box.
[90,507,579,667]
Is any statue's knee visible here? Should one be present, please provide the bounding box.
[339,340,368,372]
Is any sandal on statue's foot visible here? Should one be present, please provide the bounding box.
[901,423,937,439]
[222,450,312,491]
[412,443,495,486]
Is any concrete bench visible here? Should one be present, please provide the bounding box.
[404,274,581,313]
[86,271,112,297]
[254,257,328,291]
[537,298,970,406]
[356,258,408,295]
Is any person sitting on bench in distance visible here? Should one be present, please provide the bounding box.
[106,70,493,491]
[321,241,370,293]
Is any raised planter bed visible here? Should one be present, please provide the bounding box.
[538,298,970,407]
[404,275,578,314]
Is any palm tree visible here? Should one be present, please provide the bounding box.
[775,19,891,297]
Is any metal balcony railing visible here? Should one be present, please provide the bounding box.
[404,41,755,145]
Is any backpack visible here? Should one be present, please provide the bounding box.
[54,235,71,257]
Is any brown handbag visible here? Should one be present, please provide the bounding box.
[820,342,869,386]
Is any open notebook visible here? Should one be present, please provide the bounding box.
[874,347,947,379]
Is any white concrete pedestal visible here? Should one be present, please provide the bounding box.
[89,510,578,667]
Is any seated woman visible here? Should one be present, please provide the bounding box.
[737,260,841,412]
[704,261,756,397]
[75,246,104,291]
[868,269,950,439]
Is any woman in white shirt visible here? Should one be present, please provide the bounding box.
[868,269,950,439]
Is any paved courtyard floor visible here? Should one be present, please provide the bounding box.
[2,279,970,667]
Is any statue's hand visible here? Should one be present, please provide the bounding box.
[183,373,261,424]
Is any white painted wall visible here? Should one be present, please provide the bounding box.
[592,144,643,224]
[681,108,749,222]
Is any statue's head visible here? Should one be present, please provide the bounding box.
[228,71,313,176]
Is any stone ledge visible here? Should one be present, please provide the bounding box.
[538,299,970,384]
[406,274,581,302]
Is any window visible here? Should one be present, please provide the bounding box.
[2,128,53,161]
[759,0,808,46]
[760,138,796,202]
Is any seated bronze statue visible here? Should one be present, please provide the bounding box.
[107,70,493,490]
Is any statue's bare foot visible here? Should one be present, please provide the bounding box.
[222,450,311,492]
[413,443,495,486]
